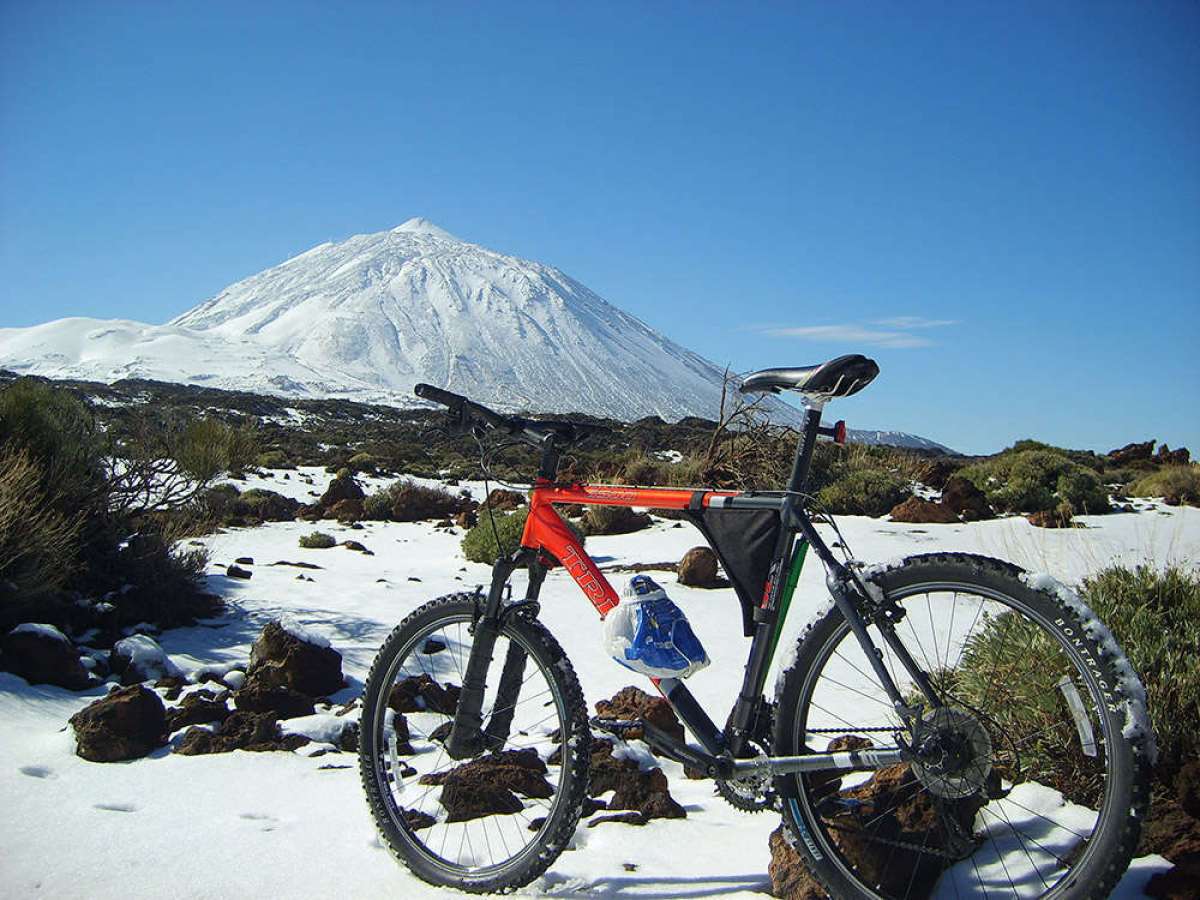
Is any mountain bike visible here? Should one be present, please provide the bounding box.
[358,354,1152,898]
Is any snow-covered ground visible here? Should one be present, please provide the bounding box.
[1,471,1194,898]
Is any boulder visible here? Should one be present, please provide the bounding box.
[387,674,460,715]
[677,546,722,587]
[588,739,685,821]
[2,624,90,689]
[1157,445,1191,466]
[330,498,364,523]
[1028,508,1074,528]
[1139,796,1200,863]
[174,710,310,755]
[768,763,985,899]
[165,690,230,732]
[110,634,183,685]
[939,476,994,521]
[342,540,373,554]
[1107,440,1156,465]
[484,489,526,512]
[70,684,167,762]
[226,564,252,580]
[419,750,549,822]
[888,497,960,524]
[245,620,344,697]
[1146,855,1200,900]
[454,510,478,529]
[594,686,685,744]
[233,683,316,719]
[319,470,365,511]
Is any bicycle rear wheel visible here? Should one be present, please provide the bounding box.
[773,553,1152,900]
[359,594,590,893]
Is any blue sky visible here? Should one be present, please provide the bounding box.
[1,1,1197,454]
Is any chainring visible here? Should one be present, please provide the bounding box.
[715,705,777,813]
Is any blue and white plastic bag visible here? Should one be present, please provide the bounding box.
[603,575,709,679]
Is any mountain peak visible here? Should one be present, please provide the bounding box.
[391,217,459,241]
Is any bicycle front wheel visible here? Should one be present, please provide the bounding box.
[359,594,591,893]
[774,552,1152,900]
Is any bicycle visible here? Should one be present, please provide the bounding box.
[358,354,1153,898]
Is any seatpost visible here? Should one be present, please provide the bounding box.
[786,406,824,500]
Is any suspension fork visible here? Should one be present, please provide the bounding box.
[444,551,531,759]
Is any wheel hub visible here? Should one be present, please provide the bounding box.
[910,707,993,799]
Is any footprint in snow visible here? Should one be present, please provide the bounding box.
[239,812,280,831]
[94,803,137,813]
[19,765,54,779]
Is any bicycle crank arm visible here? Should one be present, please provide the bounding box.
[732,747,904,777]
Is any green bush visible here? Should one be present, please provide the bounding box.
[1055,467,1112,515]
[951,563,1200,804]
[461,508,585,564]
[347,451,376,473]
[174,418,258,481]
[815,468,910,516]
[0,445,83,606]
[581,505,652,535]
[362,479,465,522]
[1128,466,1200,507]
[960,447,1111,514]
[256,449,293,469]
[299,531,337,549]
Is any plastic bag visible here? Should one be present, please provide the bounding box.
[603,575,709,679]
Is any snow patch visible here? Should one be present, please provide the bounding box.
[9,623,71,643]
[277,614,330,648]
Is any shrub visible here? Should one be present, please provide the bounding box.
[1128,466,1200,507]
[256,449,293,469]
[1055,467,1111,515]
[461,509,585,564]
[815,468,910,516]
[960,447,1110,514]
[299,531,337,549]
[173,418,258,482]
[363,479,465,522]
[582,505,652,535]
[0,445,83,606]
[347,452,376,473]
[951,563,1200,804]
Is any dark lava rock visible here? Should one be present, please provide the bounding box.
[235,557,255,565]
[421,639,446,655]
[2,624,90,689]
[939,475,994,521]
[889,497,960,524]
[768,763,985,899]
[1028,508,1074,528]
[403,809,436,831]
[1108,440,1156,465]
[330,498,364,523]
[676,546,722,587]
[245,620,344,697]
[594,686,685,744]
[1146,855,1200,899]
[589,812,647,827]
[175,710,309,755]
[233,683,316,719]
[70,684,167,762]
[484,489,526,512]
[165,690,230,732]
[393,713,415,755]
[226,564,253,580]
[588,739,685,821]
[319,470,365,511]
[387,674,460,715]
[419,750,551,823]
[342,540,373,554]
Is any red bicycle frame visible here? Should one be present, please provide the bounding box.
[519,481,739,617]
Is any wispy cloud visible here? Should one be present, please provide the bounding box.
[760,324,934,348]
[871,316,957,329]
[758,315,959,349]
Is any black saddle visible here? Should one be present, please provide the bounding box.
[739,354,879,399]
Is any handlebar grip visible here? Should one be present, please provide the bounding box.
[414,383,466,408]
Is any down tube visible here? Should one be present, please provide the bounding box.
[521,500,620,616]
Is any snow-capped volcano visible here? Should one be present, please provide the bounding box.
[0,219,954,450]
[164,217,730,420]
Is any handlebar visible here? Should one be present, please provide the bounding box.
[414,383,602,446]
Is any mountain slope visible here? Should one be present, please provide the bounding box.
[168,218,730,421]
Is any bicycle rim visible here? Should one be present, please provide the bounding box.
[787,579,1126,899]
